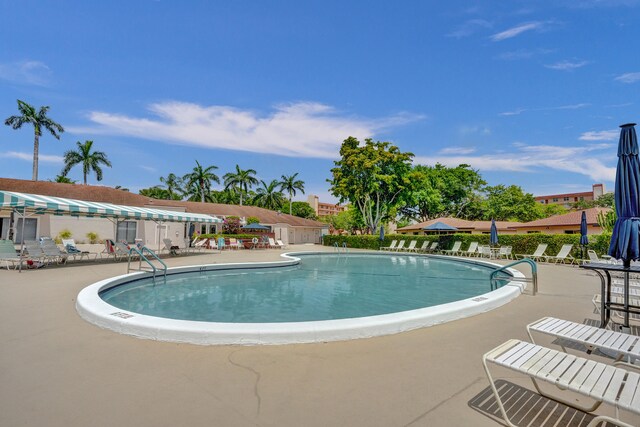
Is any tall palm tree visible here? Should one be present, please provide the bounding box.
[159,173,184,200]
[253,180,285,210]
[4,99,64,181]
[279,173,305,215]
[223,164,258,206]
[61,140,112,185]
[183,160,220,203]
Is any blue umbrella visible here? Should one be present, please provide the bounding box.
[241,223,270,230]
[490,219,499,246]
[608,123,639,328]
[580,211,589,246]
[423,221,458,231]
[379,225,385,241]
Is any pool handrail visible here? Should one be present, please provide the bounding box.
[490,258,538,296]
[127,246,167,279]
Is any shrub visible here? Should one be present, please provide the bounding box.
[246,216,260,225]
[86,231,99,244]
[223,216,241,234]
[54,229,72,244]
[323,232,613,260]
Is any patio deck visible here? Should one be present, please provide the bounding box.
[0,246,637,427]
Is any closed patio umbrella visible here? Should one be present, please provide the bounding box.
[490,219,499,246]
[379,225,384,241]
[608,123,639,329]
[580,211,589,260]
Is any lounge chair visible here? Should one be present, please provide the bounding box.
[192,238,207,252]
[115,242,132,259]
[442,241,462,256]
[276,239,286,249]
[459,242,478,257]
[393,240,406,252]
[542,244,575,264]
[61,239,95,261]
[415,241,429,253]
[483,339,640,427]
[584,249,615,265]
[228,238,241,250]
[40,238,69,264]
[380,240,397,251]
[24,240,55,265]
[527,317,640,369]
[423,241,438,253]
[404,240,418,252]
[163,238,181,255]
[268,237,283,249]
[0,239,22,270]
[515,243,548,261]
[476,245,491,258]
[497,246,513,260]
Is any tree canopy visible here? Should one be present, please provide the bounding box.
[329,137,413,233]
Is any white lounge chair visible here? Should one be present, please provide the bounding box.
[497,246,513,260]
[542,244,575,264]
[24,240,55,265]
[516,243,548,261]
[404,240,418,252]
[423,241,438,253]
[268,237,283,249]
[415,241,429,253]
[393,240,406,252]
[380,240,397,251]
[483,339,640,427]
[61,238,96,261]
[163,238,181,255]
[442,241,462,256]
[459,242,478,257]
[527,317,640,369]
[40,238,69,264]
[277,239,286,249]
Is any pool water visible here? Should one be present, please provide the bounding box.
[100,254,504,323]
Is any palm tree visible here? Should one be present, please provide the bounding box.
[61,140,112,185]
[253,180,285,210]
[159,173,184,200]
[223,165,258,206]
[183,160,220,203]
[4,100,64,181]
[279,173,305,215]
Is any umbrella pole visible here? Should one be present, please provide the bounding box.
[624,262,630,332]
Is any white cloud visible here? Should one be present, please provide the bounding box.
[459,125,491,136]
[0,60,51,86]
[68,101,424,159]
[490,22,544,41]
[439,147,476,155]
[545,60,589,70]
[499,103,589,116]
[140,165,157,172]
[614,72,640,83]
[579,130,619,141]
[414,143,616,182]
[0,151,63,163]
[446,19,492,38]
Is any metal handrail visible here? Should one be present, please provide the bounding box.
[489,258,538,296]
[127,246,167,279]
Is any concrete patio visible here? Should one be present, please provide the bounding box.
[0,246,637,427]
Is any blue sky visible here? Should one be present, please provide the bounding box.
[1,1,640,203]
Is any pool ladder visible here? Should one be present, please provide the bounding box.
[489,258,538,296]
[127,246,167,279]
[333,242,348,253]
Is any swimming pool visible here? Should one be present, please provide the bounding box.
[77,252,526,345]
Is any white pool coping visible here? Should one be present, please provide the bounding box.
[76,251,527,345]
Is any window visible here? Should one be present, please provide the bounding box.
[564,230,576,234]
[552,198,559,202]
[15,218,37,243]
[116,221,137,243]
[563,197,570,201]
[527,231,541,234]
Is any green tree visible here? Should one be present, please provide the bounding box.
[329,137,413,233]
[279,173,305,215]
[61,140,112,185]
[222,216,241,234]
[246,216,261,225]
[49,174,76,184]
[595,192,615,208]
[4,100,64,181]
[159,173,184,200]
[291,201,317,219]
[319,207,364,234]
[401,164,486,221]
[253,179,285,210]
[183,160,220,203]
[139,186,171,199]
[223,165,258,206]
[483,184,543,222]
[540,203,567,217]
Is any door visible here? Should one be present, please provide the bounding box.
[15,218,37,244]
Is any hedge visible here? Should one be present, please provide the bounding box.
[322,232,613,260]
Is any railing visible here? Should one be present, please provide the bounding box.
[489,258,538,296]
[333,242,348,253]
[127,246,167,279]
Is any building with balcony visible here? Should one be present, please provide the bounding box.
[307,194,346,217]
[535,183,606,208]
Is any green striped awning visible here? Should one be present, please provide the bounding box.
[0,191,221,223]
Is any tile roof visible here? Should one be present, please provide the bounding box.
[512,207,610,228]
[0,178,325,228]
[396,217,522,232]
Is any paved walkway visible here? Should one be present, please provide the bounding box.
[0,246,637,427]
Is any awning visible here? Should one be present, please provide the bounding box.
[0,191,221,223]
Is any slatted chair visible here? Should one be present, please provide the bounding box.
[380,240,397,251]
[515,243,548,261]
[442,241,462,256]
[392,240,406,252]
[483,339,640,427]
